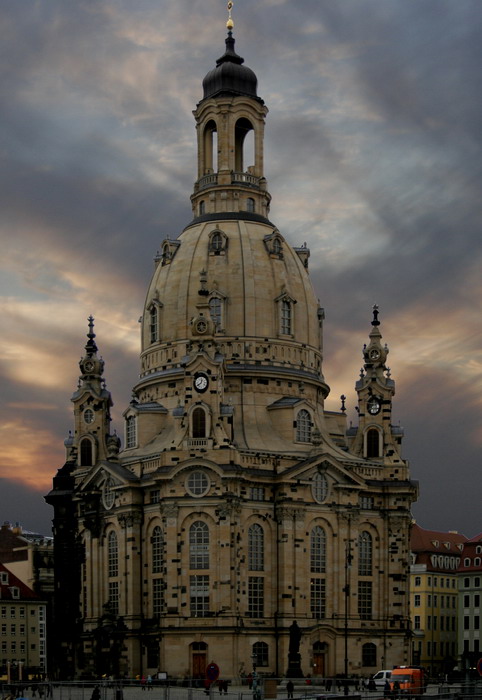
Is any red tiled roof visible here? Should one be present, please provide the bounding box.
[0,562,39,600]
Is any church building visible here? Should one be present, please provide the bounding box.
[46,7,417,682]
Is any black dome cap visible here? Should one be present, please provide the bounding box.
[202,31,261,101]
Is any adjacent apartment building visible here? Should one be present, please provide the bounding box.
[0,562,47,679]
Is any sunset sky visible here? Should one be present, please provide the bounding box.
[1,0,481,536]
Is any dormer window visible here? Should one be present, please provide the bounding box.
[264,231,284,258]
[126,415,137,449]
[0,572,8,585]
[147,299,163,344]
[208,229,228,255]
[9,587,20,599]
[296,409,312,443]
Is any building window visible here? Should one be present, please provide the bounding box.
[312,472,328,503]
[253,641,268,667]
[150,489,160,504]
[108,531,118,578]
[360,496,374,509]
[190,575,209,617]
[366,428,380,458]
[192,407,207,438]
[272,238,282,255]
[186,471,210,497]
[248,524,264,571]
[358,581,372,620]
[362,642,377,667]
[80,438,93,466]
[415,576,421,586]
[359,531,373,576]
[246,197,255,213]
[310,526,326,573]
[250,487,265,501]
[414,615,421,630]
[211,231,223,251]
[296,409,312,442]
[209,296,223,331]
[310,578,326,618]
[126,415,137,448]
[189,521,209,569]
[248,576,264,618]
[199,200,205,216]
[152,526,163,574]
[153,578,164,617]
[281,299,292,335]
[149,305,159,343]
[109,581,119,615]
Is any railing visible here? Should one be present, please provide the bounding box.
[196,172,260,190]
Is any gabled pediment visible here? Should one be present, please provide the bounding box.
[77,461,139,494]
[284,454,366,488]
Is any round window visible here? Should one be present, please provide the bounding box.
[103,477,116,510]
[84,408,95,424]
[312,472,328,503]
[186,471,210,497]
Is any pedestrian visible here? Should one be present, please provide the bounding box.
[287,680,294,699]
[384,680,391,698]
[91,686,101,700]
[247,674,253,690]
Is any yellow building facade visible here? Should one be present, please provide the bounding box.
[47,17,417,682]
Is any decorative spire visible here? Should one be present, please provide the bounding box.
[227,0,234,30]
[85,315,98,357]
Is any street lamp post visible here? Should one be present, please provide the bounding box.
[343,540,353,694]
[252,652,261,700]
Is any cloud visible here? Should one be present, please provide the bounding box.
[1,0,481,536]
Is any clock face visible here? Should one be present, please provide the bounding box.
[194,373,209,393]
[369,348,380,360]
[367,398,381,415]
[84,360,95,372]
[84,408,95,424]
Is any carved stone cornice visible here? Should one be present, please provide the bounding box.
[118,512,143,529]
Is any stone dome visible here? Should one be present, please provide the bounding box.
[141,219,322,369]
[202,32,260,101]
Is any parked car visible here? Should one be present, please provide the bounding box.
[371,670,392,688]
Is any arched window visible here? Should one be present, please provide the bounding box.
[192,407,207,438]
[359,531,372,576]
[203,120,218,173]
[209,297,223,330]
[273,237,282,255]
[189,521,209,569]
[234,117,254,172]
[246,197,255,213]
[362,642,377,667]
[107,530,119,615]
[152,526,163,574]
[253,641,268,667]
[310,526,326,573]
[152,526,164,616]
[281,299,291,334]
[108,531,118,578]
[312,473,328,503]
[248,524,264,571]
[366,428,380,458]
[296,409,312,442]
[199,200,205,216]
[126,416,137,449]
[80,438,93,466]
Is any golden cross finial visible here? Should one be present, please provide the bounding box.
[227,1,234,30]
